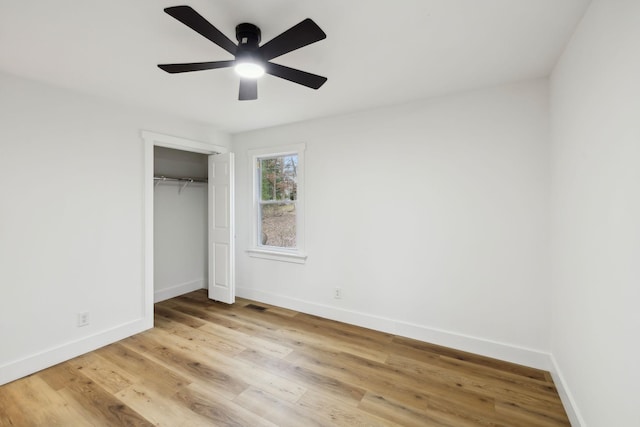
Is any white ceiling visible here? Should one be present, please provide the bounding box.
[0,0,590,133]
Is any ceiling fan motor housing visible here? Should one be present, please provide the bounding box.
[236,23,261,46]
[235,23,262,63]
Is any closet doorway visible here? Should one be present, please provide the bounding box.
[142,131,234,328]
[154,146,208,302]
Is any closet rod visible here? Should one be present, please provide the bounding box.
[153,175,208,184]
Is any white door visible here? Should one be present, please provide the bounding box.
[208,152,235,304]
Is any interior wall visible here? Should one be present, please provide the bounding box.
[0,71,229,385]
[232,79,551,367]
[153,147,208,302]
[549,0,640,425]
[154,146,208,179]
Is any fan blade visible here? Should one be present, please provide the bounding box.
[239,78,258,101]
[259,18,326,61]
[265,62,327,89]
[164,6,237,55]
[158,60,235,74]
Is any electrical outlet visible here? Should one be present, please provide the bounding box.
[77,312,90,327]
[334,287,342,299]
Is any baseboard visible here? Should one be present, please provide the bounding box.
[236,287,552,370]
[0,318,149,386]
[550,354,585,427]
[154,279,205,303]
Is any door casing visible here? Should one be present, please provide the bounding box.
[142,130,230,329]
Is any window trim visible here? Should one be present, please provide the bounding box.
[247,143,306,263]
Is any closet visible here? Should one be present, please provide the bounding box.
[153,146,208,302]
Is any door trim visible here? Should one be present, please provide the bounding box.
[141,130,228,329]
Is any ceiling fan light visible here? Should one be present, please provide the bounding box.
[234,61,265,79]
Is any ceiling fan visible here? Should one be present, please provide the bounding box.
[158,6,328,101]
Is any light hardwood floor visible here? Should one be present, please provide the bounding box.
[0,290,570,426]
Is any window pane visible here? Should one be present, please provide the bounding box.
[260,155,297,202]
[260,203,296,248]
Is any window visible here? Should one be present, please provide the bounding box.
[258,155,298,248]
[248,144,306,263]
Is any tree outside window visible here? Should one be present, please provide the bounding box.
[258,154,298,248]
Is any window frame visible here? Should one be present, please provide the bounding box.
[247,143,306,263]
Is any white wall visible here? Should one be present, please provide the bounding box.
[549,0,640,425]
[154,148,208,302]
[0,72,229,385]
[154,146,208,179]
[233,79,552,367]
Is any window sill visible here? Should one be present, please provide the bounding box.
[246,248,307,264]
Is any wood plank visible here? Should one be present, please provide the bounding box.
[0,380,33,427]
[233,386,325,427]
[163,299,258,335]
[391,335,548,381]
[115,382,213,427]
[198,320,294,359]
[297,389,394,426]
[358,392,464,427]
[495,401,571,426]
[286,345,496,416]
[0,375,91,426]
[154,304,206,328]
[0,292,570,426]
[50,362,153,426]
[95,343,191,392]
[119,332,247,400]
[236,348,367,406]
[66,352,135,394]
[178,381,277,427]
[145,327,307,403]
[385,353,565,409]
[207,302,394,363]
[154,313,247,356]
